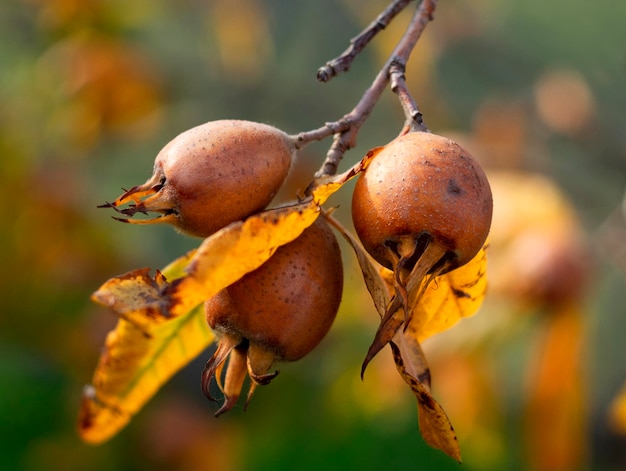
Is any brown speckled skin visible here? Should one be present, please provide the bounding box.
[205,217,343,361]
[154,120,294,237]
[351,132,492,270]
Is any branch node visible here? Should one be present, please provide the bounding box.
[315,131,353,178]
[317,64,337,83]
[388,56,407,91]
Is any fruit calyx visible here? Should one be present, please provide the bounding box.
[98,171,177,226]
[201,333,279,417]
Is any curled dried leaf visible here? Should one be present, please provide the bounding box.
[390,341,461,462]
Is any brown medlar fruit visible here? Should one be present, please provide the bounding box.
[101,120,295,237]
[202,216,343,416]
[351,131,492,335]
[352,131,492,274]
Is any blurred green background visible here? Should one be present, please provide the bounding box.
[1,0,625,470]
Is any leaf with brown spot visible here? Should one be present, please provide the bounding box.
[392,327,431,391]
[359,243,488,395]
[79,252,211,444]
[162,155,372,318]
[80,155,371,444]
[408,242,489,342]
[90,250,196,331]
[390,340,461,462]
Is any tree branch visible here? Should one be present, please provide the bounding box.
[389,56,429,132]
[316,0,415,83]
[292,0,438,177]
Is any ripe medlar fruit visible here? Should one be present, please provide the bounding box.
[353,131,492,273]
[202,216,343,416]
[102,119,295,237]
[352,131,492,328]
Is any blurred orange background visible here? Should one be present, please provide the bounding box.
[1,1,625,470]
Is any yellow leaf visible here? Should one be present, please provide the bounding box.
[90,250,196,331]
[80,155,370,444]
[331,192,488,346]
[162,155,371,318]
[79,253,212,444]
[338,220,488,364]
[407,242,489,342]
[339,205,488,345]
[390,244,486,462]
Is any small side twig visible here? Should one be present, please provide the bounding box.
[317,0,414,83]
[292,0,437,178]
[389,57,428,133]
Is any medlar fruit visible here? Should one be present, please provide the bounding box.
[352,131,492,273]
[352,131,492,328]
[102,119,295,237]
[202,216,343,416]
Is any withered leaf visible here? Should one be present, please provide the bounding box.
[80,252,212,444]
[390,340,461,462]
[392,327,431,391]
[325,212,391,318]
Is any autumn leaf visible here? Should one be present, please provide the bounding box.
[325,211,391,319]
[80,155,371,444]
[392,316,461,461]
[161,152,373,318]
[79,251,211,444]
[329,209,488,345]
[408,243,488,342]
[390,340,461,462]
[88,251,195,331]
